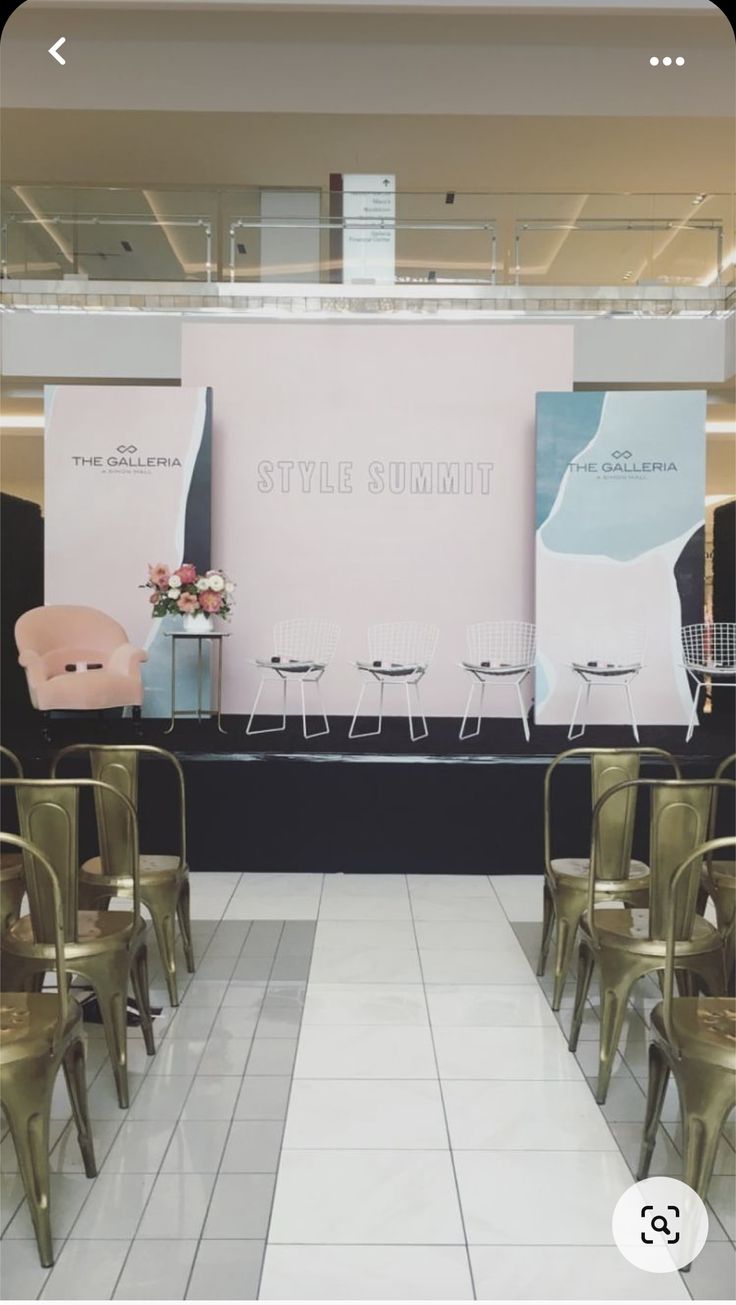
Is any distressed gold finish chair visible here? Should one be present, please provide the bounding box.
[701,755,736,996]
[568,777,733,1103]
[638,836,736,1201]
[0,746,26,931]
[0,778,155,1108]
[1,833,96,1267]
[53,744,194,1007]
[537,748,681,1010]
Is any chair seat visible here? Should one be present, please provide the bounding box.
[255,658,324,674]
[39,670,142,712]
[0,993,81,1065]
[571,662,641,677]
[550,857,649,890]
[356,661,423,678]
[708,859,736,891]
[651,997,736,1069]
[7,910,140,954]
[462,661,530,677]
[0,852,24,883]
[584,907,721,954]
[81,854,183,884]
[684,662,736,677]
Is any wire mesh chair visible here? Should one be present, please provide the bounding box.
[246,620,340,740]
[682,623,736,743]
[349,622,439,743]
[459,621,536,742]
[568,624,646,741]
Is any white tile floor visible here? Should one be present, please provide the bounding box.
[0,871,734,1301]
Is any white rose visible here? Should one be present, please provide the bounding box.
[196,577,210,591]
[208,574,225,592]
[167,589,179,599]
[168,574,182,588]
[225,582,235,593]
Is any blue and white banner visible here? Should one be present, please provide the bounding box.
[535,390,705,726]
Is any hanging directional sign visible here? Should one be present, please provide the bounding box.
[341,174,396,285]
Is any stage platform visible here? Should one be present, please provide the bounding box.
[2,715,733,875]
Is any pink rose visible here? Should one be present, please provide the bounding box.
[149,592,159,605]
[175,563,197,585]
[177,592,199,613]
[148,562,170,589]
[199,590,222,613]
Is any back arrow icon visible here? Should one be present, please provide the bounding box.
[49,37,66,65]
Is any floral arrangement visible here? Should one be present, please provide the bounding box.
[144,563,235,620]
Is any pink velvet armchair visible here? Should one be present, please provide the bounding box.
[15,606,147,715]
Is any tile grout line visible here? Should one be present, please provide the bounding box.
[108,913,256,1300]
[406,875,478,1303]
[254,873,325,1300]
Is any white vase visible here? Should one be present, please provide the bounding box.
[182,612,214,634]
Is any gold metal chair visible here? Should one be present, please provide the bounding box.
[0,746,26,931]
[701,755,736,996]
[53,744,194,1007]
[638,836,736,1201]
[1,832,96,1267]
[0,778,155,1108]
[568,777,733,1103]
[537,747,681,1010]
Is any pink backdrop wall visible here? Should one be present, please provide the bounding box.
[182,322,573,716]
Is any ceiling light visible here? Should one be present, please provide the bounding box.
[0,414,44,428]
[662,56,672,66]
[675,57,685,67]
[649,56,659,66]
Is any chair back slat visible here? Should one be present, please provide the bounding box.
[89,750,139,880]
[13,784,80,943]
[648,784,714,941]
[590,752,641,881]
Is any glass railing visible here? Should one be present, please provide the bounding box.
[1,185,732,289]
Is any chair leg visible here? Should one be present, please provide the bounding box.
[246,676,287,735]
[624,682,640,743]
[637,1040,671,1180]
[568,682,585,741]
[679,1063,736,1200]
[515,679,530,742]
[147,888,179,1007]
[568,940,596,1050]
[407,681,428,743]
[176,879,196,974]
[80,951,131,1108]
[536,880,555,976]
[690,949,727,998]
[2,1062,56,1265]
[349,681,384,739]
[130,942,156,1056]
[595,951,642,1103]
[685,679,702,743]
[61,1039,97,1179]
[301,678,330,740]
[550,886,587,1011]
[459,679,481,741]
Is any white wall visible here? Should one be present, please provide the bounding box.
[1,310,730,387]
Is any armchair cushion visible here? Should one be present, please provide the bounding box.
[15,606,147,713]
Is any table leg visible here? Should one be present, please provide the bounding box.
[165,636,177,734]
[197,637,203,722]
[217,637,227,733]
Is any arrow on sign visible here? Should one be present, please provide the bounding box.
[49,37,66,65]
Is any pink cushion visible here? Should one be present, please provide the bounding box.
[37,670,143,711]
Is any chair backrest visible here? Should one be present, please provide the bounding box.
[0,778,141,942]
[15,606,129,674]
[660,836,736,1056]
[52,744,186,874]
[682,622,736,669]
[466,621,536,667]
[0,832,70,1044]
[0,746,23,778]
[544,747,681,884]
[572,622,646,666]
[272,620,340,665]
[589,778,735,942]
[367,622,439,667]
